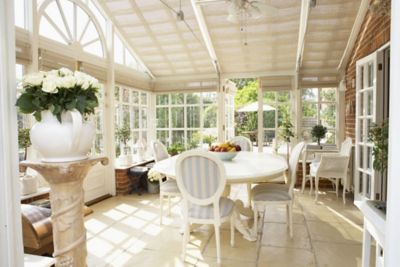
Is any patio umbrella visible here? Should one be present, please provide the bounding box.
[236,102,275,112]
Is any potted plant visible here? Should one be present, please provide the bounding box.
[18,128,38,195]
[16,68,100,162]
[167,143,185,156]
[369,120,389,182]
[279,117,295,161]
[311,124,327,148]
[147,169,162,194]
[115,121,132,166]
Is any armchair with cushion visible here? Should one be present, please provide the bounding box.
[21,204,53,256]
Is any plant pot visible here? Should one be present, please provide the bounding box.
[147,181,159,194]
[30,110,95,162]
[20,174,38,195]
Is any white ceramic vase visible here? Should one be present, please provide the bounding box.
[30,110,95,162]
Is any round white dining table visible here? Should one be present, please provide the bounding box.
[152,151,288,184]
[152,151,288,242]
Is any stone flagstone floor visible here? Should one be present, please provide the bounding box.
[85,184,372,267]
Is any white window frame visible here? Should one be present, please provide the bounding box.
[115,85,149,156]
[301,87,338,144]
[155,92,218,149]
[262,90,292,147]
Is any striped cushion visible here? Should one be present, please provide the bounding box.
[188,197,234,219]
[180,156,221,199]
[160,179,179,193]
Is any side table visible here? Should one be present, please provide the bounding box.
[20,157,108,267]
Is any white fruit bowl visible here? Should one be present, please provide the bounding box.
[209,151,238,161]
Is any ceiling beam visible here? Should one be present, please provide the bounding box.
[295,0,311,73]
[190,0,220,74]
[337,0,370,74]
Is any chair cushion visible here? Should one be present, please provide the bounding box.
[160,179,180,193]
[188,197,234,219]
[251,184,292,202]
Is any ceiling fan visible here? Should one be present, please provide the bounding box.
[196,0,278,23]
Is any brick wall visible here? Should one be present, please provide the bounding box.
[344,8,391,139]
[115,169,132,195]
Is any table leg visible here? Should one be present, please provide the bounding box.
[302,152,307,193]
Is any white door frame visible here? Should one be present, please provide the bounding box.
[385,1,400,265]
[0,0,24,266]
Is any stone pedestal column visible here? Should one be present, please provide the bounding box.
[20,157,108,267]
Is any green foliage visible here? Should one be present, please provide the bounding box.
[311,124,327,145]
[368,120,389,173]
[279,117,295,143]
[230,78,257,90]
[188,132,217,149]
[18,128,31,149]
[18,128,31,161]
[16,69,99,122]
[234,80,258,108]
[167,143,185,156]
[115,121,131,146]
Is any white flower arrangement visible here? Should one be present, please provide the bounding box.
[147,169,164,184]
[16,68,100,122]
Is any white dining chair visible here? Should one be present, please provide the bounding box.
[230,136,254,206]
[151,140,181,225]
[311,137,352,203]
[251,142,305,238]
[176,150,235,264]
[230,136,253,152]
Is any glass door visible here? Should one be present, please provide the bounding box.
[355,53,378,201]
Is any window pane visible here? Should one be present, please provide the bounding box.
[171,93,184,105]
[141,92,147,106]
[360,66,364,89]
[187,106,200,128]
[264,130,276,146]
[187,130,200,149]
[302,88,318,102]
[131,91,139,104]
[122,88,129,103]
[157,130,169,145]
[171,107,184,128]
[302,103,317,127]
[277,91,290,103]
[277,104,290,127]
[263,91,275,105]
[366,90,373,116]
[359,146,364,169]
[115,86,120,100]
[203,105,217,128]
[186,93,200,104]
[323,129,335,144]
[172,130,184,144]
[156,108,169,128]
[359,92,364,115]
[141,108,147,128]
[320,88,336,102]
[320,104,336,128]
[367,146,372,170]
[122,105,130,127]
[15,0,25,28]
[263,110,276,128]
[368,63,374,87]
[202,92,217,104]
[156,94,169,105]
[131,107,139,129]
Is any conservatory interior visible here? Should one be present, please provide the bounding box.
[1,0,400,266]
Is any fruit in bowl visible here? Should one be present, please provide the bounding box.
[209,142,241,161]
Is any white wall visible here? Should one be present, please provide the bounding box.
[385,1,400,265]
[0,0,24,265]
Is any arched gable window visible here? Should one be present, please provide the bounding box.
[38,0,106,58]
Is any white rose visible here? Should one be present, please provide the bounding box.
[74,71,96,90]
[58,75,76,88]
[42,76,59,94]
[23,72,44,87]
[59,68,73,77]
